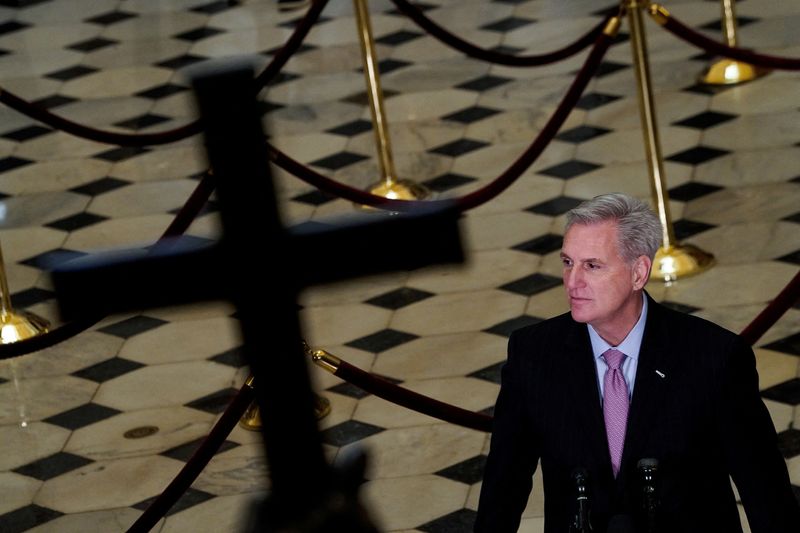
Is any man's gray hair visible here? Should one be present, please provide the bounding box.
[565,193,663,262]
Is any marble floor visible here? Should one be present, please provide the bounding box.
[0,0,799,531]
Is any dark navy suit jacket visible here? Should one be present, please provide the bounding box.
[475,295,800,532]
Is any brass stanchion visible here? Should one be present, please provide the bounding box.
[626,1,714,282]
[352,0,429,204]
[0,241,49,344]
[239,346,332,431]
[698,0,769,85]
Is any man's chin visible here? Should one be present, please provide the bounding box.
[569,308,591,324]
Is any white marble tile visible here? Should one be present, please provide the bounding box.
[17,0,119,24]
[0,374,96,425]
[0,157,112,195]
[87,178,199,218]
[161,492,260,533]
[381,89,478,123]
[686,221,800,265]
[119,316,242,365]
[0,22,100,52]
[0,472,42,515]
[300,302,392,347]
[576,127,701,166]
[0,48,83,80]
[12,131,111,161]
[190,26,293,58]
[35,455,184,513]
[63,214,175,251]
[702,111,800,151]
[83,37,191,70]
[408,249,538,294]
[681,182,800,225]
[693,146,800,187]
[60,66,173,100]
[25,507,148,533]
[460,210,552,252]
[192,442,268,496]
[0,421,70,471]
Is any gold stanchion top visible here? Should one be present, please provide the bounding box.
[311,349,340,374]
[244,375,255,388]
[648,4,670,25]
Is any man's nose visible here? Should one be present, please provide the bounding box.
[564,267,584,289]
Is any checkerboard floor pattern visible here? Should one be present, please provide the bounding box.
[0,0,798,531]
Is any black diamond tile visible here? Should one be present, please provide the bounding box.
[114,113,171,130]
[423,173,477,192]
[45,212,108,232]
[72,358,145,383]
[667,182,723,202]
[683,82,734,96]
[43,402,121,430]
[279,14,333,29]
[13,452,93,481]
[538,159,600,179]
[92,146,151,162]
[761,378,800,405]
[375,29,423,46]
[326,119,373,137]
[86,10,137,25]
[321,420,384,446]
[20,248,88,270]
[10,287,55,308]
[430,138,488,157]
[67,36,117,52]
[776,428,800,459]
[673,111,737,130]
[500,273,562,296]
[1,125,52,142]
[659,301,700,314]
[576,92,622,110]
[0,156,33,173]
[762,332,800,357]
[44,65,98,81]
[456,74,513,92]
[0,20,29,36]
[690,51,716,62]
[485,315,543,338]
[594,60,629,77]
[665,146,729,165]
[272,71,301,86]
[258,100,284,115]
[418,508,478,533]
[162,437,239,462]
[512,233,563,255]
[136,83,189,100]
[365,288,435,310]
[469,361,505,383]
[481,16,536,33]
[493,0,529,4]
[210,346,247,368]
[133,488,215,516]
[327,381,371,399]
[442,106,500,124]
[173,27,224,42]
[263,42,316,56]
[385,1,437,16]
[0,376,7,385]
[191,0,236,14]
[0,504,62,533]
[526,196,583,216]
[32,94,78,109]
[185,387,237,414]
[97,316,168,339]
[699,16,759,31]
[345,329,418,353]
[776,250,800,266]
[156,54,208,70]
[291,189,338,206]
[555,125,611,144]
[377,58,411,75]
[490,44,524,55]
[309,151,369,171]
[435,455,486,485]
[672,219,716,240]
[71,176,130,196]
[342,88,399,106]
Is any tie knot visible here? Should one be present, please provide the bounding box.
[603,349,625,370]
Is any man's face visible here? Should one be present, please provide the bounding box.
[560,221,646,331]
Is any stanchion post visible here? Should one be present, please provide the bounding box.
[626,0,714,282]
[352,0,428,202]
[698,0,769,85]
[0,240,49,343]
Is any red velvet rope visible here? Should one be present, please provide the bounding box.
[126,381,256,533]
[389,0,609,66]
[655,10,800,70]
[0,171,216,360]
[0,0,330,147]
[269,27,616,212]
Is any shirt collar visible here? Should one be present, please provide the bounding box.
[588,292,648,360]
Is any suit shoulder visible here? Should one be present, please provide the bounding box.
[651,301,744,347]
[509,311,574,342]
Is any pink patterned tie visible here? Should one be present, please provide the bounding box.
[602,348,629,478]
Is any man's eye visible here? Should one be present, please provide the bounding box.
[562,258,572,267]
[586,263,598,270]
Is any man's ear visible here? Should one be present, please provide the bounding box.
[632,255,651,290]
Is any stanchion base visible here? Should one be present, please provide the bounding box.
[355,178,430,210]
[698,59,770,85]
[653,244,715,283]
[0,310,49,344]
[238,394,332,431]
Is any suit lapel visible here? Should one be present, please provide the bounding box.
[619,296,672,475]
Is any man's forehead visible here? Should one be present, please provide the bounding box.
[561,221,620,257]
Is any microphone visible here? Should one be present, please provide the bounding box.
[570,467,593,532]
[637,458,659,533]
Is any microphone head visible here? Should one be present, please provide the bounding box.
[637,458,658,472]
[571,467,589,484]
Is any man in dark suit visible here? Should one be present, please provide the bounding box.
[475,193,800,532]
